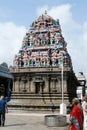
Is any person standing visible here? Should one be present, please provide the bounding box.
[68,98,83,130]
[0,96,8,127]
[82,95,87,130]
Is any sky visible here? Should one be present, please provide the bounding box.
[0,0,87,78]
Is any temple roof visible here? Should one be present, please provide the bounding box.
[13,12,72,69]
[0,65,13,79]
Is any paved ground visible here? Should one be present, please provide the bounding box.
[0,110,69,130]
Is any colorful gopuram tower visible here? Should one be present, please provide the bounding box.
[10,11,79,111]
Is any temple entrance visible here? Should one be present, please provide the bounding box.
[35,82,40,94]
[35,82,44,94]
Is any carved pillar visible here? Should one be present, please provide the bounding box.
[19,79,23,92]
[12,78,15,92]
[31,78,35,93]
[22,79,27,92]
[63,78,67,93]
[14,77,20,92]
[24,77,29,92]
[28,77,32,92]
[51,79,53,92]
[44,77,49,93]
[39,83,43,93]
[18,78,21,92]
[40,82,43,93]
[58,77,61,92]
[53,79,57,93]
[26,79,29,92]
[47,76,51,93]
[51,78,57,93]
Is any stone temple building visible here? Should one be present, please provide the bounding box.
[9,11,79,111]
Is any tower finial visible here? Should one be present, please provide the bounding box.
[44,10,47,15]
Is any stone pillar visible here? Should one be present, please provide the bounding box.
[14,77,20,92]
[47,76,51,93]
[12,79,15,92]
[25,77,32,93]
[57,77,61,92]
[29,80,32,92]
[51,78,57,93]
[51,80,54,92]
[22,79,27,92]
[26,79,29,92]
[19,80,23,92]
[63,78,67,93]
[44,77,49,93]
[40,82,43,93]
[31,78,35,93]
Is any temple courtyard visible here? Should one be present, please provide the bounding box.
[1,110,69,130]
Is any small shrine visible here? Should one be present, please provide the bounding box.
[9,11,79,111]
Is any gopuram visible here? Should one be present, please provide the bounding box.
[9,11,79,111]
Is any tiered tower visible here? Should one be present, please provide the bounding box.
[13,11,71,68]
[10,12,78,111]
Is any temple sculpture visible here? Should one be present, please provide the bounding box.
[9,11,79,111]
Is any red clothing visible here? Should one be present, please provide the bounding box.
[70,105,83,130]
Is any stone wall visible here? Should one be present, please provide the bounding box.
[9,66,78,111]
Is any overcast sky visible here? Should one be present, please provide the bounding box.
[0,0,87,78]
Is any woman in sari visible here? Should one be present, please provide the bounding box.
[68,98,83,130]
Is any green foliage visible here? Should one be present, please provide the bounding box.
[0,62,8,68]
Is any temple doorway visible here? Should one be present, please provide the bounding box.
[35,82,40,94]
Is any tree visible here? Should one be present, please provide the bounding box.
[0,62,8,68]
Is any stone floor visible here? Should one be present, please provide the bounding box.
[0,110,69,130]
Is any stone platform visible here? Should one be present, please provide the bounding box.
[8,93,70,112]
